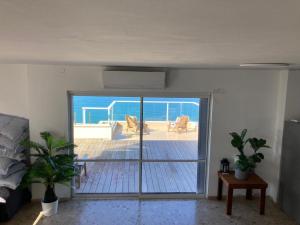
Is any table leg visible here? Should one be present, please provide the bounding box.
[84,162,87,176]
[217,177,223,200]
[246,188,252,200]
[226,187,233,215]
[260,188,266,215]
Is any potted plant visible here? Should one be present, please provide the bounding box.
[230,129,270,180]
[21,132,77,216]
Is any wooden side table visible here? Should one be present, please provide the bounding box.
[217,171,268,215]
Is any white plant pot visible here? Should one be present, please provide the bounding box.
[41,199,59,216]
[234,168,249,180]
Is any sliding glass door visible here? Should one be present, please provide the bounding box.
[142,97,204,193]
[71,95,208,196]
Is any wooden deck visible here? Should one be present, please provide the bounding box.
[75,139,198,160]
[76,161,197,193]
[74,122,202,194]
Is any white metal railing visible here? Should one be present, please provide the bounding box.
[80,100,199,124]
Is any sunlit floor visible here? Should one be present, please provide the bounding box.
[5,198,297,225]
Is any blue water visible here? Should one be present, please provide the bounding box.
[73,96,200,123]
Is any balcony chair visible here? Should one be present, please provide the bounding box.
[167,115,189,133]
[125,115,149,134]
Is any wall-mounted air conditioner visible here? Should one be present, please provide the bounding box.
[102,71,166,89]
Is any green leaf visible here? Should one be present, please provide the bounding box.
[229,132,239,139]
[22,131,77,188]
[240,129,248,140]
[54,143,77,152]
[249,138,270,152]
[229,129,250,155]
[40,132,51,142]
[23,140,49,155]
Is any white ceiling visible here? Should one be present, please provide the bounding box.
[0,0,300,67]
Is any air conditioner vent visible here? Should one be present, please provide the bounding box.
[102,71,166,89]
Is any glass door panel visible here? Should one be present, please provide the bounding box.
[73,96,140,194]
[73,96,141,160]
[141,97,204,194]
[142,162,198,193]
[75,161,139,194]
[142,97,200,160]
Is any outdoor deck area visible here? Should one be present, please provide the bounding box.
[75,160,198,193]
[74,122,203,194]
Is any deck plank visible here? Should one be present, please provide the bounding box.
[122,162,129,193]
[102,162,114,193]
[88,162,104,193]
[95,162,109,193]
[115,162,124,193]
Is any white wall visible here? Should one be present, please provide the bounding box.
[168,69,285,199]
[0,64,28,118]
[0,64,287,201]
[27,65,102,198]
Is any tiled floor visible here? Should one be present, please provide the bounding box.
[3,197,297,225]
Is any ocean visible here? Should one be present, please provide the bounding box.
[73,96,200,123]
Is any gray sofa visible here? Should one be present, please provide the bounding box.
[0,113,31,222]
